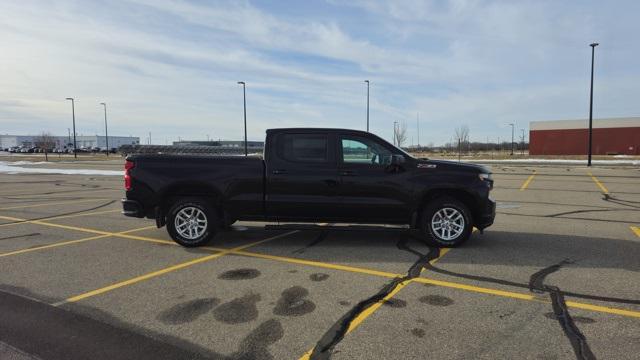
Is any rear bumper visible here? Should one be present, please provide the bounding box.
[121,199,144,218]
[475,197,496,230]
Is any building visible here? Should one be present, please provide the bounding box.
[529,117,640,155]
[172,140,264,150]
[0,135,140,151]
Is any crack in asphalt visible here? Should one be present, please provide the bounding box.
[529,261,596,360]
[424,264,640,305]
[0,200,117,225]
[292,230,329,254]
[308,234,439,360]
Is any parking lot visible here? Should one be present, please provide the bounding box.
[1,162,639,360]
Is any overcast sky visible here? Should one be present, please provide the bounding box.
[1,0,638,145]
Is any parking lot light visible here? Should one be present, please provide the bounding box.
[237,81,247,156]
[364,80,370,132]
[66,97,77,159]
[588,42,599,167]
[100,102,109,156]
[508,123,514,156]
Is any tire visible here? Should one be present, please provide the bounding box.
[166,197,217,247]
[420,196,473,247]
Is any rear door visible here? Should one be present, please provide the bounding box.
[265,132,339,221]
[335,134,412,223]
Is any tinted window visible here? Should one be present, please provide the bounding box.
[341,137,392,165]
[280,134,328,162]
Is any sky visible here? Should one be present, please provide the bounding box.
[1,0,639,145]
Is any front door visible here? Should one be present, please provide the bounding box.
[336,135,412,223]
[266,132,339,221]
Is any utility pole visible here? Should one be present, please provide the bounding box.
[588,42,599,166]
[100,102,108,156]
[65,98,77,159]
[416,113,420,147]
[364,80,370,132]
[508,123,514,155]
[238,81,248,156]
[393,121,398,146]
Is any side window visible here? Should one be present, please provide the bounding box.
[341,137,392,165]
[279,134,328,163]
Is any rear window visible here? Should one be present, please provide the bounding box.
[279,134,328,163]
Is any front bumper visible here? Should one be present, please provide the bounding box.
[476,197,496,230]
[121,199,144,218]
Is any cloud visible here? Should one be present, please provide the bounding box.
[0,0,638,144]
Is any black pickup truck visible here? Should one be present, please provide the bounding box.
[122,128,495,247]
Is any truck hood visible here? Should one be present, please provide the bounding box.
[415,159,490,174]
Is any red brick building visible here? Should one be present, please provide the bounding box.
[529,117,640,155]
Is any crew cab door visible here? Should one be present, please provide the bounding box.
[265,132,339,221]
[335,134,412,223]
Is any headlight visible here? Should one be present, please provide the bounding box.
[478,173,492,181]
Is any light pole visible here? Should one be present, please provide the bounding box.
[393,121,398,146]
[508,123,514,155]
[100,102,109,156]
[238,81,248,156]
[364,80,370,132]
[521,129,525,156]
[588,42,599,167]
[65,98,77,158]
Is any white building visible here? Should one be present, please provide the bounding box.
[0,135,140,151]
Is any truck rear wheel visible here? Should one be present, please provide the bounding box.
[166,198,217,247]
[420,197,472,247]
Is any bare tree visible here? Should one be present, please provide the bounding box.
[454,125,470,161]
[394,121,408,147]
[34,132,57,161]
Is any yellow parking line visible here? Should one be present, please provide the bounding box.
[0,235,110,257]
[631,226,640,238]
[0,209,121,228]
[86,229,640,320]
[0,198,111,210]
[55,231,298,306]
[588,171,609,194]
[520,170,537,191]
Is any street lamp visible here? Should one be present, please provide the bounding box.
[508,123,514,155]
[364,80,370,132]
[65,98,77,158]
[393,121,398,146]
[588,42,599,167]
[237,81,248,156]
[100,102,109,156]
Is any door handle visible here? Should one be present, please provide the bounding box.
[339,170,356,176]
[272,169,287,175]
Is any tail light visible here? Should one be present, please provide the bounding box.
[124,160,134,191]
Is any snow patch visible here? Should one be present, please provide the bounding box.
[0,161,123,176]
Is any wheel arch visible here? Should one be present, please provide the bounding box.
[157,182,224,226]
[414,188,478,227]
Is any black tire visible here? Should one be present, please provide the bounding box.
[166,197,217,247]
[420,196,473,247]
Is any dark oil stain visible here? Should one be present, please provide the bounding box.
[411,328,425,338]
[382,298,407,308]
[338,300,351,306]
[213,293,261,324]
[309,273,329,282]
[273,286,315,317]
[218,268,261,280]
[416,318,428,325]
[419,295,454,307]
[228,318,284,360]
[544,312,596,324]
[288,270,298,274]
[157,298,219,325]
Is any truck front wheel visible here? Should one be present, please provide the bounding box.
[420,197,473,247]
[166,198,217,247]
